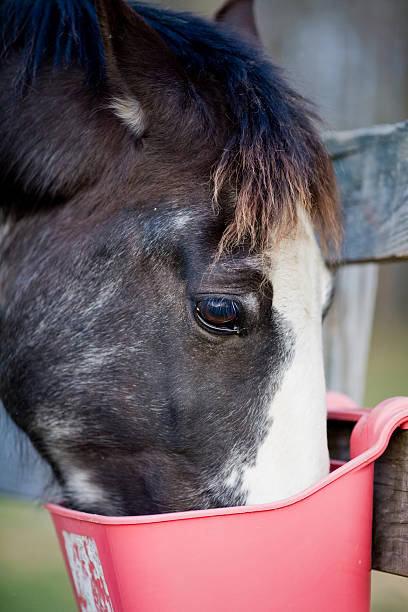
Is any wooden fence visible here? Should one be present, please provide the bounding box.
[324,120,408,577]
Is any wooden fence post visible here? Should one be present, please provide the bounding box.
[324,264,378,404]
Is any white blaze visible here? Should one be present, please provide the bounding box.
[243,211,331,504]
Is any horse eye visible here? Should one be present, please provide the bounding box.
[195,297,241,335]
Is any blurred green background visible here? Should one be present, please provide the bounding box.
[1,0,407,610]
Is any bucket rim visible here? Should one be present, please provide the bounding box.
[46,395,408,526]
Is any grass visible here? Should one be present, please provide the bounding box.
[0,497,76,612]
[364,324,408,407]
[371,572,408,612]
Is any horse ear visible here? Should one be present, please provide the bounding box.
[214,0,259,44]
[95,0,184,133]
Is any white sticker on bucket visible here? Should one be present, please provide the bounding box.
[62,531,114,612]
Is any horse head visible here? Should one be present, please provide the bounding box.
[0,0,340,515]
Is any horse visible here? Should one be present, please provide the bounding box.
[0,0,340,516]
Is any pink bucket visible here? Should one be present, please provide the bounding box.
[47,394,408,612]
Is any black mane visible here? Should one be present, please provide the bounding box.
[0,0,105,88]
[0,0,339,251]
[0,1,277,91]
[0,1,299,117]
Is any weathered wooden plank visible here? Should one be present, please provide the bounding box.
[372,428,408,576]
[328,419,408,577]
[323,121,408,263]
[323,121,408,404]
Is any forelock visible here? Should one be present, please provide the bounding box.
[135,3,341,256]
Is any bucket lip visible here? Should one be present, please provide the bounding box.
[42,447,368,525]
[46,396,408,527]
